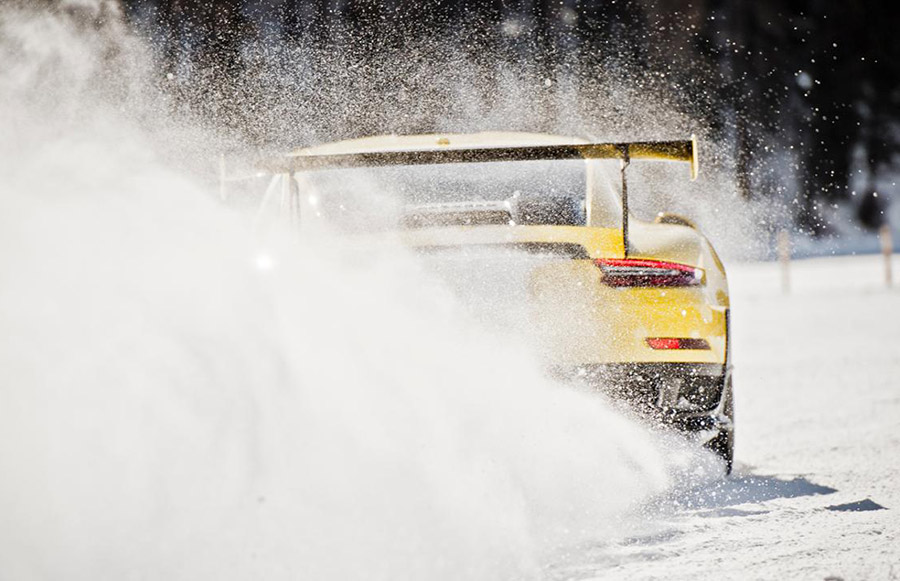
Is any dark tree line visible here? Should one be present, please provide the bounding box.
[699,0,900,231]
[122,0,898,233]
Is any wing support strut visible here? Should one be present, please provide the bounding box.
[620,145,631,257]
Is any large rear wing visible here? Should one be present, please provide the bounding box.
[256,136,698,256]
[259,137,698,180]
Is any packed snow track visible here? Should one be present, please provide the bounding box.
[556,253,900,580]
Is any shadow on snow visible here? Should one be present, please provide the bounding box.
[652,472,838,515]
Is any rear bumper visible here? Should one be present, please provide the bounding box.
[552,362,733,435]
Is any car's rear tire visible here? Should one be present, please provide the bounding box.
[705,429,734,475]
[706,373,734,474]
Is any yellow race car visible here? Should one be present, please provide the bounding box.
[257,132,734,471]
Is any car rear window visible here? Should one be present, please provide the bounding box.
[283,159,622,232]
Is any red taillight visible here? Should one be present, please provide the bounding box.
[594,258,703,287]
[646,337,711,350]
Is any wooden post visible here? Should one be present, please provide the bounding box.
[778,229,791,294]
[880,224,893,288]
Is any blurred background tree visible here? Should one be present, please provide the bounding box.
[122,0,898,234]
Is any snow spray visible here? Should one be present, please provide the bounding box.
[0,2,725,579]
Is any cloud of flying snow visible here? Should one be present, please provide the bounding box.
[0,2,724,579]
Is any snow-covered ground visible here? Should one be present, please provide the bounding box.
[564,254,900,580]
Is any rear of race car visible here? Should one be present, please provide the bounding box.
[399,219,733,469]
[253,131,735,469]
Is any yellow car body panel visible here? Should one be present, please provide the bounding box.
[400,222,729,369]
[269,131,730,373]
